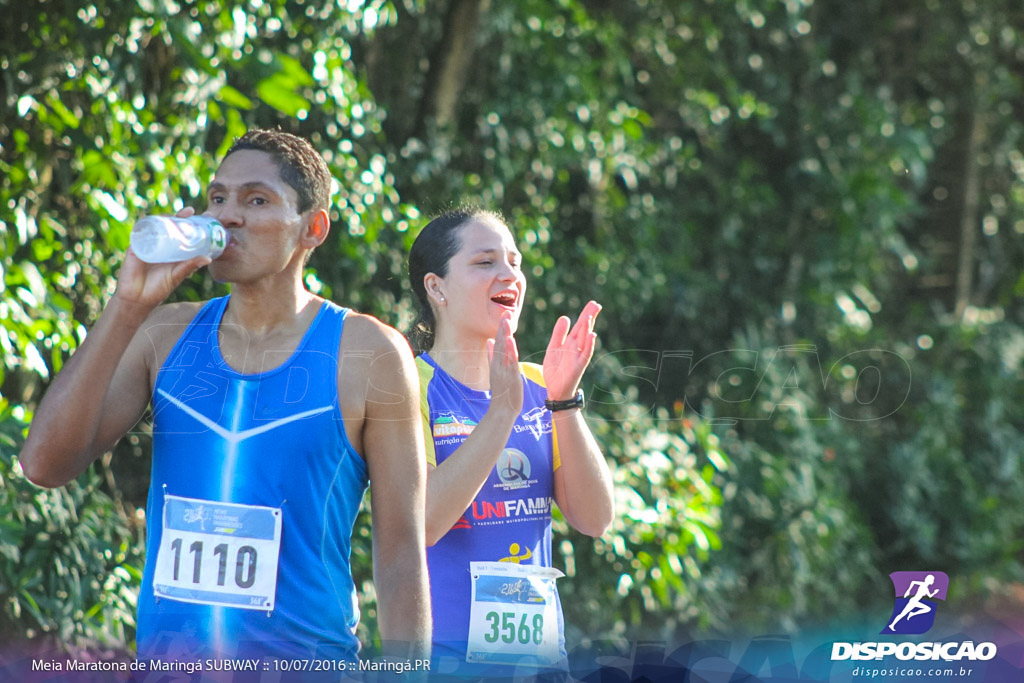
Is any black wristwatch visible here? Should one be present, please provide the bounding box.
[545,389,585,412]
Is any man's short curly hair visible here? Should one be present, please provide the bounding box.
[224,129,332,214]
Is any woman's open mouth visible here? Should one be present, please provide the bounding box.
[490,291,518,308]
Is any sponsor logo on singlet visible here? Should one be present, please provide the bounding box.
[513,407,552,440]
[494,448,541,493]
[471,496,553,526]
[433,411,477,438]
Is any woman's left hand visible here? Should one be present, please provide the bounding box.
[543,300,602,401]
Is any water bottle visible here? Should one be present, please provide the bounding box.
[129,215,228,263]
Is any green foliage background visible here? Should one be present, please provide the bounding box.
[2,0,1023,653]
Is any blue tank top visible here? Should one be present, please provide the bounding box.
[417,353,566,670]
[137,296,368,661]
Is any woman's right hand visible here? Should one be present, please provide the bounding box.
[487,311,524,419]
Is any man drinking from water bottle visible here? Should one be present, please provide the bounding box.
[20,129,431,666]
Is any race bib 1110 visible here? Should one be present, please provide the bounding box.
[153,495,282,612]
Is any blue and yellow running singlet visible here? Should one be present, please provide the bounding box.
[417,352,567,672]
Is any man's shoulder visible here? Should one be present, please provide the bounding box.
[137,300,208,346]
[143,300,208,327]
[130,300,210,377]
[340,311,411,356]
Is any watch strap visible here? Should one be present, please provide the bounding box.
[545,389,585,412]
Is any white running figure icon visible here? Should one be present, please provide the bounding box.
[888,574,939,631]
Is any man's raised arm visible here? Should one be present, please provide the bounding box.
[20,251,208,487]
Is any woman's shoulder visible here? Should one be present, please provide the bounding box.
[519,362,546,387]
